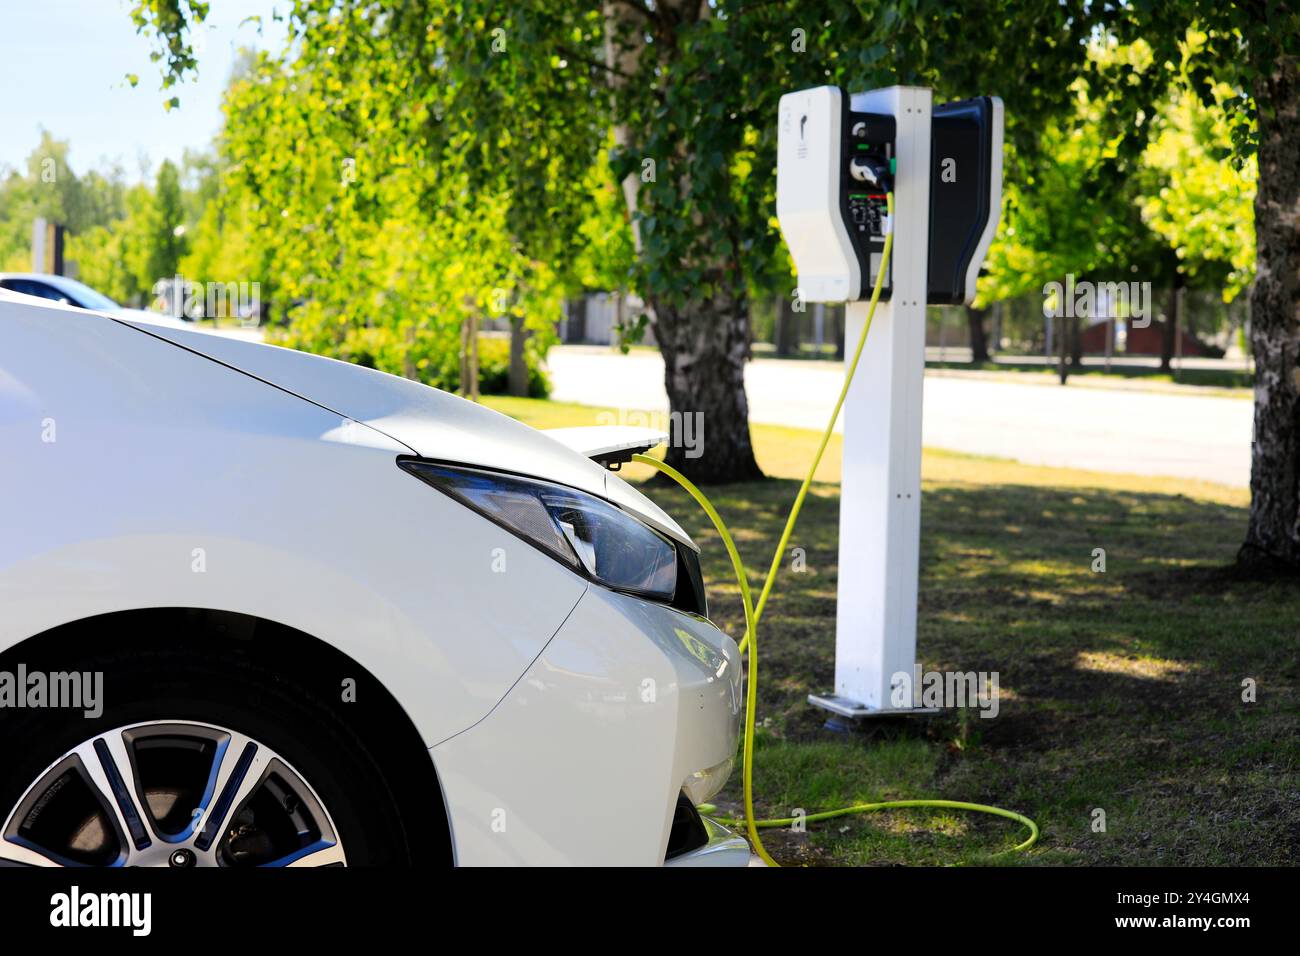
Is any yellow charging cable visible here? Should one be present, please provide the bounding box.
[633,193,1039,866]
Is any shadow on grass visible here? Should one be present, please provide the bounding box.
[642,475,1300,865]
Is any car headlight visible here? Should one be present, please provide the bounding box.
[398,459,678,601]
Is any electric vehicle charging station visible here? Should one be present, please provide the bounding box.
[777,85,1003,720]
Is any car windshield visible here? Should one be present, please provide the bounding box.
[52,278,121,311]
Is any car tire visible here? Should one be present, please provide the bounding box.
[0,640,415,867]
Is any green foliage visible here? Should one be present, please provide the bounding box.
[137,160,189,294]
[570,139,637,295]
[125,2,1128,329]
[981,74,1173,305]
[128,0,211,104]
[0,133,126,272]
[475,336,551,397]
[269,312,550,396]
[141,3,572,386]
[1137,80,1257,300]
[108,1,1300,440]
[67,193,150,304]
[121,2,1299,310]
[67,162,194,307]
[980,37,1257,313]
[0,131,214,307]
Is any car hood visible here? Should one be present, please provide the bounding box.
[117,318,694,549]
[111,307,191,330]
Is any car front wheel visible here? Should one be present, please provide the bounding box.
[0,645,414,867]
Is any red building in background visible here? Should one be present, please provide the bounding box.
[1078,318,1215,357]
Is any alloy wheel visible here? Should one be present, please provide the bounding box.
[0,719,346,867]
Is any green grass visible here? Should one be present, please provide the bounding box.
[485,395,1299,866]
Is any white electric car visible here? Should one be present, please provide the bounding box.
[0,290,746,867]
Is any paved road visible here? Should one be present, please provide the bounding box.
[918,345,1252,373]
[546,345,1252,487]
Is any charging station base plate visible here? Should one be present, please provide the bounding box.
[807,693,944,719]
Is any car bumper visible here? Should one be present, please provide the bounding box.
[663,815,753,867]
[430,584,745,865]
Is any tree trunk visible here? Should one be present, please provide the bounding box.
[603,0,760,484]
[459,303,480,402]
[654,283,762,485]
[775,294,800,357]
[1160,276,1183,372]
[402,324,417,381]
[1241,55,1300,570]
[509,314,528,396]
[602,4,643,257]
[567,295,588,343]
[967,305,991,363]
[1058,311,1070,385]
[468,312,480,402]
[458,316,470,396]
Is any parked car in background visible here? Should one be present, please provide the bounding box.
[0,273,187,329]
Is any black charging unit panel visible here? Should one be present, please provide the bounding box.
[837,96,896,301]
[927,96,1001,305]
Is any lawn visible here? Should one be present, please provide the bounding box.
[487,395,1299,866]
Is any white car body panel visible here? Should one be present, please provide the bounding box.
[0,292,744,865]
[115,318,693,549]
[0,298,588,746]
[432,585,741,865]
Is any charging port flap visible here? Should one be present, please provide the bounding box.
[544,425,669,469]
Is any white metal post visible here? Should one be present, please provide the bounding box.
[812,86,932,717]
[32,217,48,274]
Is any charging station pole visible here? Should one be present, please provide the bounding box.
[817,87,932,718]
[778,81,1002,721]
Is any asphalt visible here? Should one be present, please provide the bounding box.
[546,345,1252,487]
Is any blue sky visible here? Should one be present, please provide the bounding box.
[0,0,286,180]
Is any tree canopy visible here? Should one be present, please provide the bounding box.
[72,1,1300,565]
